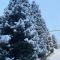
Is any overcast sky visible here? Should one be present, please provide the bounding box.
[0,0,60,43]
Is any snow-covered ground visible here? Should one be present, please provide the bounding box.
[47,49,60,60]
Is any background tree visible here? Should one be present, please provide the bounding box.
[52,35,58,49]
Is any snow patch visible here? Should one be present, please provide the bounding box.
[47,49,60,60]
[0,35,11,43]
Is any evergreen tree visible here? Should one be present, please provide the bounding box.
[52,35,58,49]
[0,0,57,60]
[47,36,54,53]
[0,0,39,60]
[30,1,50,57]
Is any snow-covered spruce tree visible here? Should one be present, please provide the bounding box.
[47,36,54,54]
[0,0,55,60]
[0,0,40,60]
[29,1,51,58]
[52,35,58,49]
